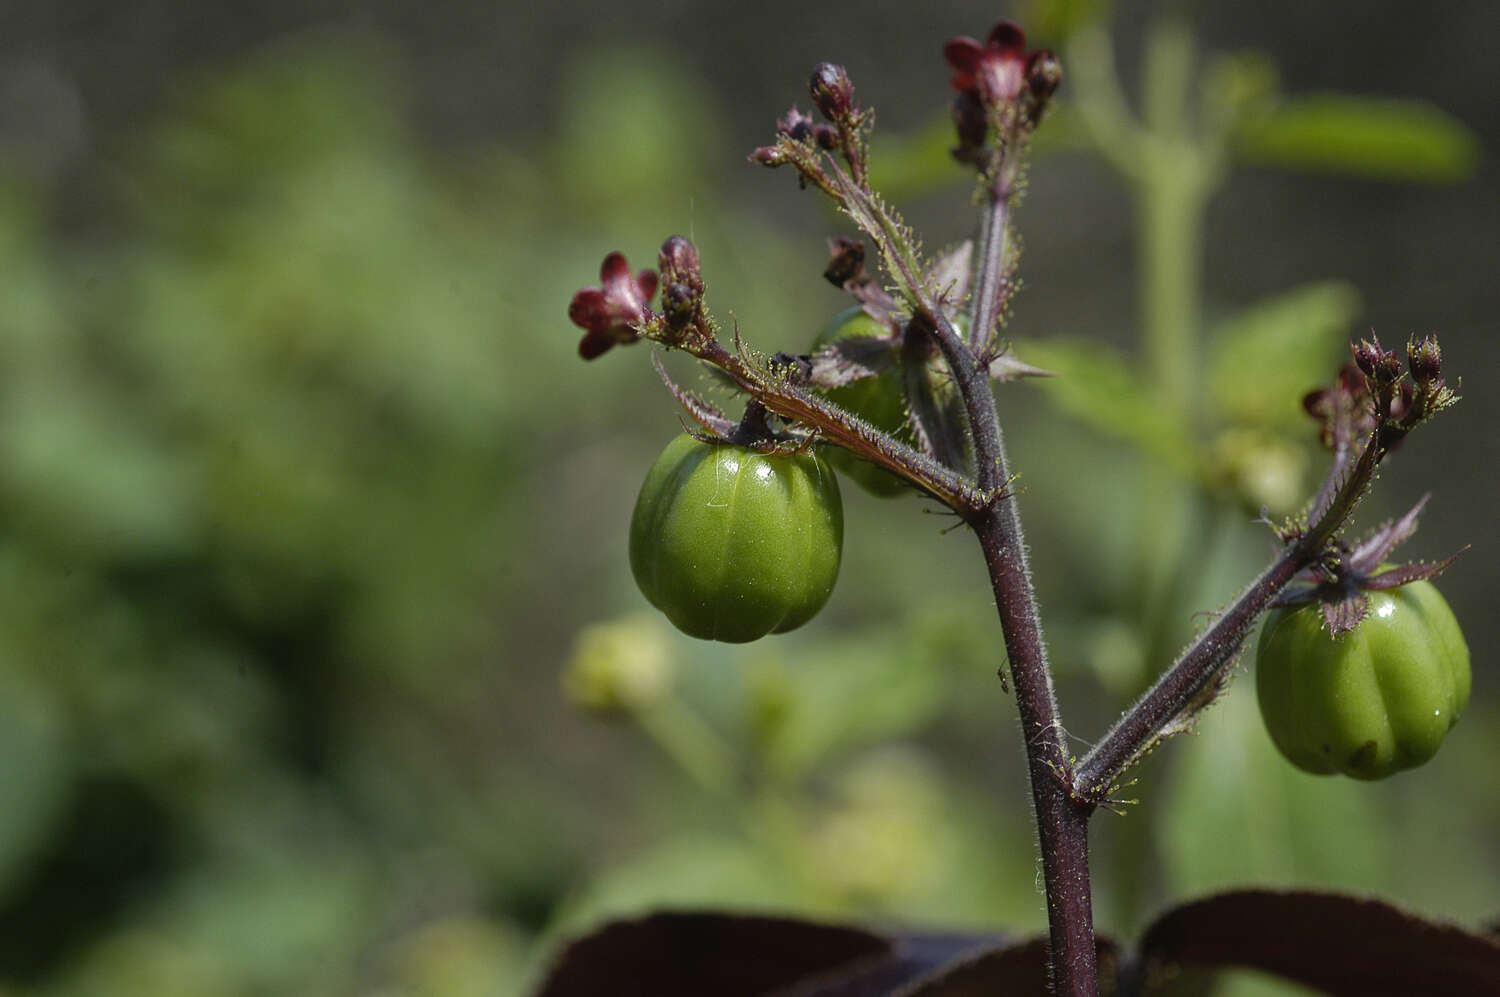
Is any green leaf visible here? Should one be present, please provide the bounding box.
[1020,0,1115,45]
[750,633,949,781]
[1158,691,1396,898]
[1232,95,1479,184]
[1013,338,1199,475]
[1206,281,1360,432]
[0,668,69,898]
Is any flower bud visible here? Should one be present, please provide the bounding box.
[823,236,866,288]
[776,106,815,142]
[1026,50,1063,100]
[658,235,701,285]
[1407,334,1442,384]
[662,283,697,328]
[951,90,988,156]
[809,62,855,120]
[749,145,786,166]
[1353,336,1400,383]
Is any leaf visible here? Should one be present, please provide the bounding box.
[779,931,1011,997]
[894,936,1119,996]
[533,913,1008,997]
[1013,338,1198,475]
[756,635,950,781]
[534,913,891,997]
[1206,281,1361,432]
[1138,889,1500,996]
[1157,691,1396,898]
[0,668,70,897]
[1231,95,1479,184]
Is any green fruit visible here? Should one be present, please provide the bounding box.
[812,307,911,497]
[629,434,844,643]
[1255,580,1471,779]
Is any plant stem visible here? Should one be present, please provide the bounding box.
[974,503,1098,996]
[967,174,1014,354]
[924,310,1098,995]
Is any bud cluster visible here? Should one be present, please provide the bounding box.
[748,61,871,190]
[1303,332,1458,459]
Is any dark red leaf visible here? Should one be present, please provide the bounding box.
[768,931,1009,997]
[894,936,1119,996]
[1137,889,1500,996]
[533,912,892,997]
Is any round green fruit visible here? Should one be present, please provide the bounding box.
[1255,580,1470,780]
[629,434,844,643]
[812,307,911,498]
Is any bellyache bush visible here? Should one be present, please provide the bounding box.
[559,23,1474,992]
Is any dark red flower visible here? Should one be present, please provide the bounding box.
[568,252,658,360]
[944,21,1029,105]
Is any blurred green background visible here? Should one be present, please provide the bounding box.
[0,2,1495,995]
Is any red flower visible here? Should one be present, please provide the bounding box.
[568,252,659,360]
[944,21,1030,105]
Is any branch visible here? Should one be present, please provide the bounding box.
[689,337,983,510]
[1075,396,1420,801]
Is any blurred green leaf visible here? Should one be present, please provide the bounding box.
[0,667,69,898]
[751,634,950,781]
[1158,689,1395,896]
[1206,281,1360,432]
[1021,0,1115,45]
[1232,95,1479,183]
[44,931,243,997]
[867,116,963,203]
[1014,339,1199,474]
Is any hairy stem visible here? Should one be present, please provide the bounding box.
[975,503,1098,995]
[967,174,1014,355]
[923,308,1097,994]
